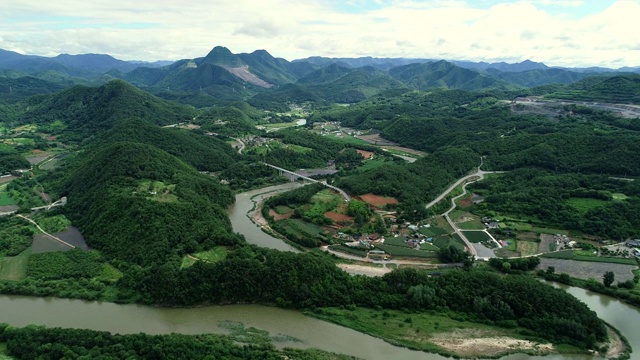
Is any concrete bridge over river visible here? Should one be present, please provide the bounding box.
[262,163,351,202]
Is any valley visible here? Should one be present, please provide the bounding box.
[0,45,639,360]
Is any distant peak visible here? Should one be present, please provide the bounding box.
[202,46,243,66]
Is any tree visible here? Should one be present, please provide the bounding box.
[603,271,615,287]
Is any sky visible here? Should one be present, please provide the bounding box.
[1,0,639,68]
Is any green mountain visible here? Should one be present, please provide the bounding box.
[0,76,66,102]
[18,80,196,141]
[486,68,591,87]
[389,61,517,91]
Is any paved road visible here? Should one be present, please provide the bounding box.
[425,157,506,259]
[233,137,246,155]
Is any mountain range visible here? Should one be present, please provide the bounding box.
[1,46,639,106]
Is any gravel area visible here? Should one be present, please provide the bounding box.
[539,258,637,284]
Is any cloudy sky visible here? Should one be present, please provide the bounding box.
[1,0,639,67]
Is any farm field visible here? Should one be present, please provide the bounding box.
[0,248,31,281]
[461,231,492,243]
[374,244,438,258]
[538,258,637,284]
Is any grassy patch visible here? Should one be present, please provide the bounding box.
[0,192,16,206]
[0,248,31,281]
[566,198,608,215]
[32,214,71,234]
[357,158,390,172]
[193,247,228,263]
[461,231,492,243]
[180,256,197,269]
[310,189,341,205]
[612,193,628,201]
[516,241,540,256]
[501,222,569,235]
[456,220,485,230]
[97,263,123,282]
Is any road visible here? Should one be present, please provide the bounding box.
[322,246,462,268]
[424,158,505,259]
[233,137,245,155]
[16,214,75,249]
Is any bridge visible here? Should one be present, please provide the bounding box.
[263,163,351,202]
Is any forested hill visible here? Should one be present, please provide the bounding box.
[17,80,196,141]
[96,118,237,172]
[547,74,640,103]
[54,140,241,266]
[320,90,640,177]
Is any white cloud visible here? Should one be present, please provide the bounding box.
[0,0,638,67]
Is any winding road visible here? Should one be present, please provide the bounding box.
[425,158,505,259]
[16,214,75,249]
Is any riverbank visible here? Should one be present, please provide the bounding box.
[306,307,565,359]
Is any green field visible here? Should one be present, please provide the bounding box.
[0,248,31,281]
[542,250,639,265]
[0,192,16,206]
[565,198,608,214]
[501,222,569,236]
[461,231,492,243]
[274,205,293,215]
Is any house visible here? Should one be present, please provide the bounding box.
[368,233,379,241]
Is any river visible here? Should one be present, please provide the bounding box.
[0,184,637,359]
[228,182,307,252]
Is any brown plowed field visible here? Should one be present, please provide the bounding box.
[324,211,353,223]
[360,193,399,207]
[269,209,292,221]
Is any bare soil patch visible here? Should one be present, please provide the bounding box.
[458,198,473,209]
[538,258,637,283]
[355,149,374,160]
[324,211,353,223]
[429,329,553,358]
[222,66,273,88]
[338,263,391,277]
[0,176,17,184]
[360,193,399,207]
